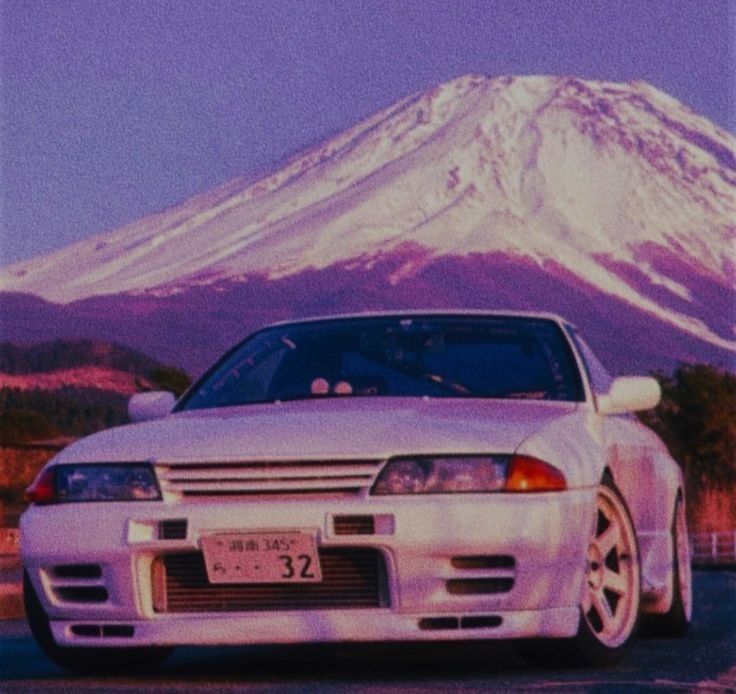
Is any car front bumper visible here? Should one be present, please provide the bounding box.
[21,489,595,647]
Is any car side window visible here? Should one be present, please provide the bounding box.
[566,329,614,396]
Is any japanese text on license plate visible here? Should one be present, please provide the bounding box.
[201,531,322,584]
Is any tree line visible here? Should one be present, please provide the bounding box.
[638,363,736,501]
[0,365,192,443]
[0,338,192,443]
[0,339,161,375]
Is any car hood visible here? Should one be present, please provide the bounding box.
[54,398,580,464]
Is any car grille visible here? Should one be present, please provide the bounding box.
[152,548,390,613]
[155,459,384,497]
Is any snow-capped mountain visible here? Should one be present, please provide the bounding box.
[1,75,734,374]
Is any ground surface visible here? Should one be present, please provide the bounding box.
[0,571,734,692]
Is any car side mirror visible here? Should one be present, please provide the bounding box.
[597,376,661,415]
[128,391,177,422]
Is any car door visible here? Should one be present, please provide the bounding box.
[566,329,667,532]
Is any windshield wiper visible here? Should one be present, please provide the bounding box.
[368,353,474,396]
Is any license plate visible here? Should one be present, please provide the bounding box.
[201,531,322,584]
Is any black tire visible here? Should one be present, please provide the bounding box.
[641,497,692,637]
[517,475,641,668]
[23,571,172,673]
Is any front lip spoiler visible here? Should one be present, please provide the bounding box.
[49,605,581,646]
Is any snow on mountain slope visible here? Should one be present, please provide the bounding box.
[2,75,735,357]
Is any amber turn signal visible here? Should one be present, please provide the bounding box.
[504,455,567,492]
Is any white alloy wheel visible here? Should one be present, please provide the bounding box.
[579,480,641,653]
[516,477,641,668]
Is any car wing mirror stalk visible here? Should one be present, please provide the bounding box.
[129,391,177,422]
[597,376,661,415]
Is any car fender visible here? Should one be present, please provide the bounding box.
[514,408,606,489]
[602,416,683,611]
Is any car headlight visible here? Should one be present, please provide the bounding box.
[25,464,162,504]
[371,455,566,495]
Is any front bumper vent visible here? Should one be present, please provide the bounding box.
[333,515,376,535]
[419,615,503,630]
[54,586,108,603]
[446,579,514,595]
[446,554,516,595]
[450,555,515,570]
[419,616,459,630]
[159,519,188,540]
[70,624,135,638]
[48,563,108,604]
[53,564,102,579]
[152,547,390,613]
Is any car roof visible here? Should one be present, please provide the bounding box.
[265,309,572,329]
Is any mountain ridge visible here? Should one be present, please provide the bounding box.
[1,74,734,373]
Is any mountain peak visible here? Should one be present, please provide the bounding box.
[1,74,734,366]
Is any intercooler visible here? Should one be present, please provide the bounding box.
[152,547,390,613]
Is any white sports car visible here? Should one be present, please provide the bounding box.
[21,312,692,670]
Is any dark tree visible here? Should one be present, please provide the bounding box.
[0,409,61,443]
[148,367,192,397]
[640,364,736,498]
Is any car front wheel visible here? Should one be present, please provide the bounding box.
[23,571,172,673]
[571,475,641,665]
[516,475,641,667]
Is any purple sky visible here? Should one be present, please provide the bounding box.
[1,0,734,266]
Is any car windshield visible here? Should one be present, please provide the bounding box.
[178,316,584,410]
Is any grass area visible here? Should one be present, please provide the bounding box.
[0,587,23,620]
[0,556,23,620]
